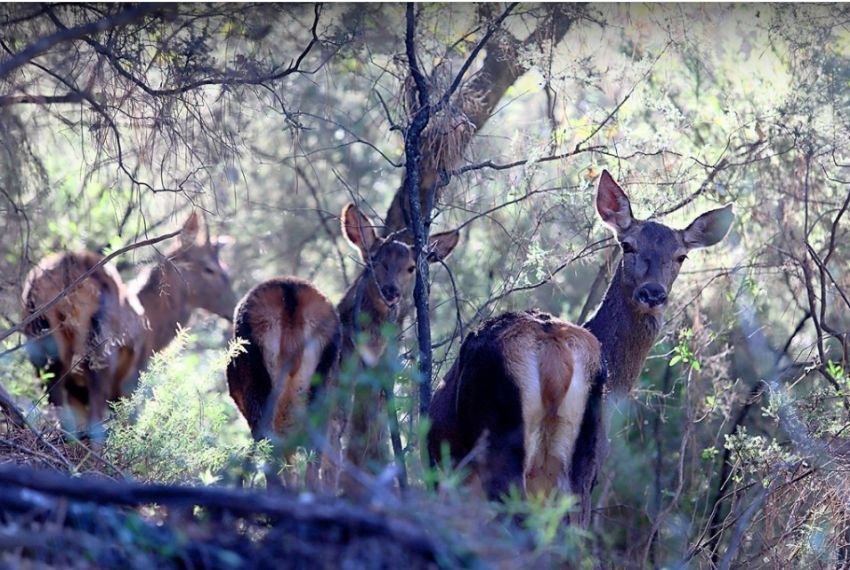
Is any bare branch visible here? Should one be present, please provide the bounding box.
[431,3,518,114]
[0,4,157,78]
[0,92,85,106]
[449,145,605,177]
[48,3,325,98]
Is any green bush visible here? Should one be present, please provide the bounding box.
[105,328,255,485]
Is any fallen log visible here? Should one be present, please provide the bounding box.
[0,465,472,569]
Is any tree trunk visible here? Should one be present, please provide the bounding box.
[382,5,585,236]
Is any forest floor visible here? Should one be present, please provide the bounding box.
[0,413,570,570]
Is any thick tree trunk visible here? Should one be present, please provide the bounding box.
[382,5,585,236]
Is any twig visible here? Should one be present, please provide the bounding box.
[469,238,611,326]
[716,483,771,570]
[448,145,605,177]
[0,4,157,78]
[0,381,26,429]
[0,92,85,106]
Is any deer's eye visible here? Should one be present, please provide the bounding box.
[676,254,688,264]
[203,265,216,274]
[407,265,415,274]
[621,241,636,254]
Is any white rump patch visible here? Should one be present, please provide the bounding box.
[554,351,591,473]
[259,320,323,438]
[515,351,543,478]
[258,319,283,437]
[522,346,592,496]
[261,320,282,379]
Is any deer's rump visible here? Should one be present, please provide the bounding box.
[22,251,146,406]
[226,277,341,441]
[428,310,602,499]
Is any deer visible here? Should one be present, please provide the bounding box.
[337,203,459,497]
[22,212,236,439]
[428,170,734,525]
[226,276,342,490]
[226,202,459,493]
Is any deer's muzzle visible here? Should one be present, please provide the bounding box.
[635,283,668,308]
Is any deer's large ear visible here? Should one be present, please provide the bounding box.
[596,170,634,235]
[427,230,460,263]
[341,203,378,257]
[682,204,734,249]
[180,211,201,248]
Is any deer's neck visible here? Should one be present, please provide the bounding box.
[134,263,192,355]
[337,270,394,367]
[584,266,662,394]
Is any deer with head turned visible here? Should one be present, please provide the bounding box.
[22,212,236,438]
[428,170,734,524]
[226,202,459,492]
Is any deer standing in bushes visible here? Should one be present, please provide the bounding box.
[337,204,459,498]
[226,203,459,493]
[22,212,236,438]
[428,170,734,525]
[227,274,341,490]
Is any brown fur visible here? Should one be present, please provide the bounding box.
[226,277,341,490]
[336,203,460,498]
[22,212,236,436]
[224,203,459,493]
[438,310,602,498]
[429,170,734,526]
[22,251,146,431]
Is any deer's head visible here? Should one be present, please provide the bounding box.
[341,203,459,313]
[596,170,734,317]
[169,211,237,321]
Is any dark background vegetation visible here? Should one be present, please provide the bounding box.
[1,3,849,568]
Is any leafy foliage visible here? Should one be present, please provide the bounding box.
[105,329,253,484]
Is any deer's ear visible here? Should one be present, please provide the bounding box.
[596,170,634,235]
[682,204,734,249]
[180,211,201,248]
[427,230,460,263]
[341,203,378,257]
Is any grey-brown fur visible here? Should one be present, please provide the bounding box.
[571,170,734,525]
[337,203,459,498]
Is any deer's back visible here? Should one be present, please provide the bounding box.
[428,310,602,495]
[227,277,341,438]
[22,251,145,376]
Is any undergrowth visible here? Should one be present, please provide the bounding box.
[104,327,258,484]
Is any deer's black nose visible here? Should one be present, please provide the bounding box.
[381,285,401,304]
[636,284,668,308]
